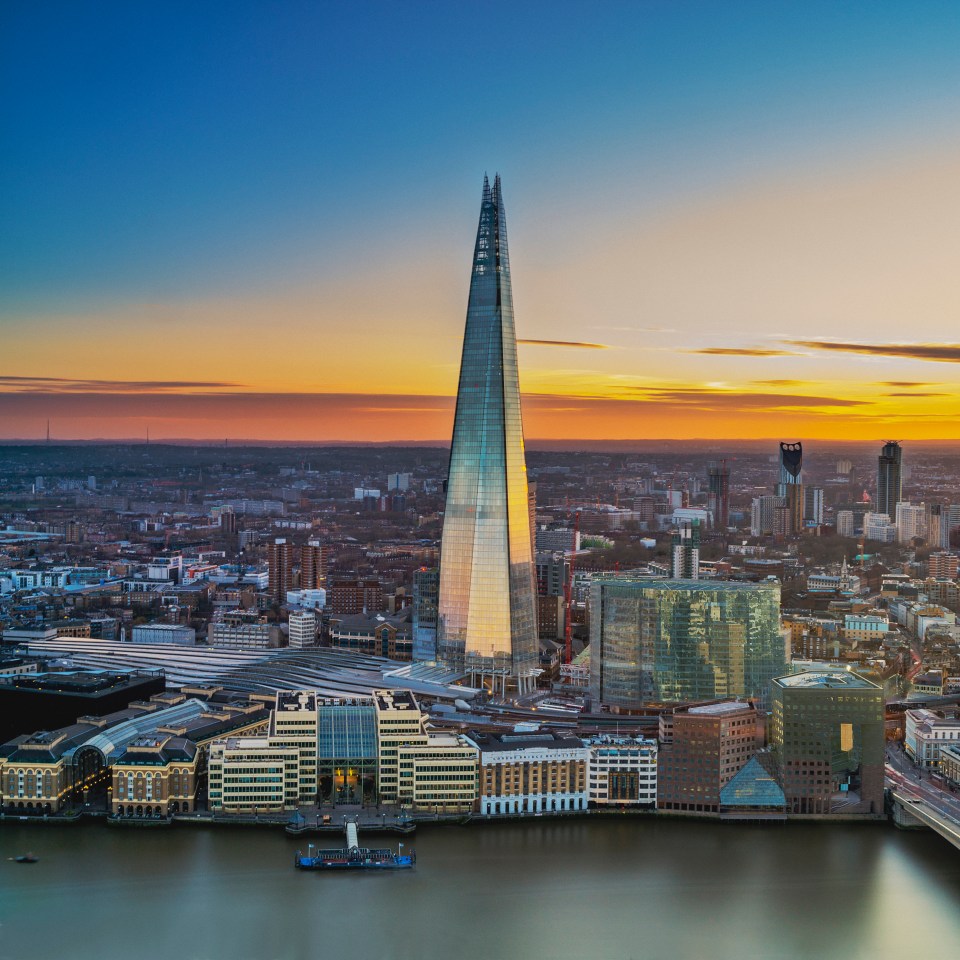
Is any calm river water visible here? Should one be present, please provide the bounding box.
[2,818,959,960]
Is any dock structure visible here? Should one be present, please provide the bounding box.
[295,819,415,870]
[891,790,960,851]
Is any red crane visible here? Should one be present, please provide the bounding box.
[564,510,581,665]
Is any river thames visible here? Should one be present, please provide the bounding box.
[2,818,959,960]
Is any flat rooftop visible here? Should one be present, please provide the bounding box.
[688,701,755,716]
[774,671,880,690]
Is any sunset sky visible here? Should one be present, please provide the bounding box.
[3,1,960,442]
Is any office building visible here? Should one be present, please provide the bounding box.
[270,691,319,802]
[904,708,960,768]
[671,519,700,579]
[329,612,413,660]
[317,696,379,804]
[131,623,196,646]
[803,487,824,527]
[895,501,926,544]
[412,567,439,662]
[863,512,896,543]
[437,175,538,693]
[287,610,317,649]
[707,461,730,530]
[208,611,282,650]
[769,671,884,815]
[467,730,588,816]
[751,495,783,537]
[207,738,301,813]
[877,441,903,522]
[836,510,856,538]
[657,701,763,815]
[112,736,198,817]
[586,736,657,807]
[589,579,786,711]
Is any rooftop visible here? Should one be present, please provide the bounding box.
[688,700,756,716]
[773,671,880,690]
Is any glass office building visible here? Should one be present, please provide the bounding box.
[437,175,537,692]
[316,699,378,804]
[877,440,903,521]
[589,578,786,711]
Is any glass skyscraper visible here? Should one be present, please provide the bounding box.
[877,440,903,521]
[589,578,786,711]
[437,175,538,692]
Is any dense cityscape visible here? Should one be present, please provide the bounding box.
[4,180,960,848]
[6,4,960,958]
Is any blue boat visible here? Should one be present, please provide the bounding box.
[295,820,415,871]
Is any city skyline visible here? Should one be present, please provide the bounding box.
[5,2,960,442]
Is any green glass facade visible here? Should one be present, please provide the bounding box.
[437,175,537,686]
[769,671,885,814]
[589,578,786,710]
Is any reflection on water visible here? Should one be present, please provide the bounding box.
[1,819,959,960]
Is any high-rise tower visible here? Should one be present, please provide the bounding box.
[777,442,803,534]
[707,460,730,530]
[877,441,903,521]
[437,175,538,693]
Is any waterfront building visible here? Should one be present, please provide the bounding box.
[207,737,300,813]
[0,697,217,815]
[585,736,657,807]
[271,691,319,802]
[437,175,538,694]
[769,671,885,815]
[657,701,763,815]
[287,610,317,649]
[412,567,439,662]
[0,667,166,743]
[941,743,960,786]
[589,579,786,712]
[904,708,960,768]
[374,689,428,801]
[718,753,786,818]
[466,730,588,816]
[877,441,903,522]
[396,734,478,813]
[131,623,196,645]
[317,696,378,804]
[112,736,198,817]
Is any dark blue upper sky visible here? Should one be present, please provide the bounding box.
[4,0,960,310]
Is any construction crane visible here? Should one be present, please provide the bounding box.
[563,510,581,665]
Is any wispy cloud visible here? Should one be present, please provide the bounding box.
[687,347,801,357]
[785,340,960,363]
[619,386,866,410]
[0,376,243,393]
[885,391,950,398]
[517,339,609,349]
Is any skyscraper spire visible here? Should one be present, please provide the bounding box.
[437,175,537,693]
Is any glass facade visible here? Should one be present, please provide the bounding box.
[412,567,439,662]
[437,175,537,684]
[316,701,378,804]
[589,578,786,710]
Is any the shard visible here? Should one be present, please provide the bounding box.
[437,175,538,694]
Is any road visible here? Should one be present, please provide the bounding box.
[885,740,960,823]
